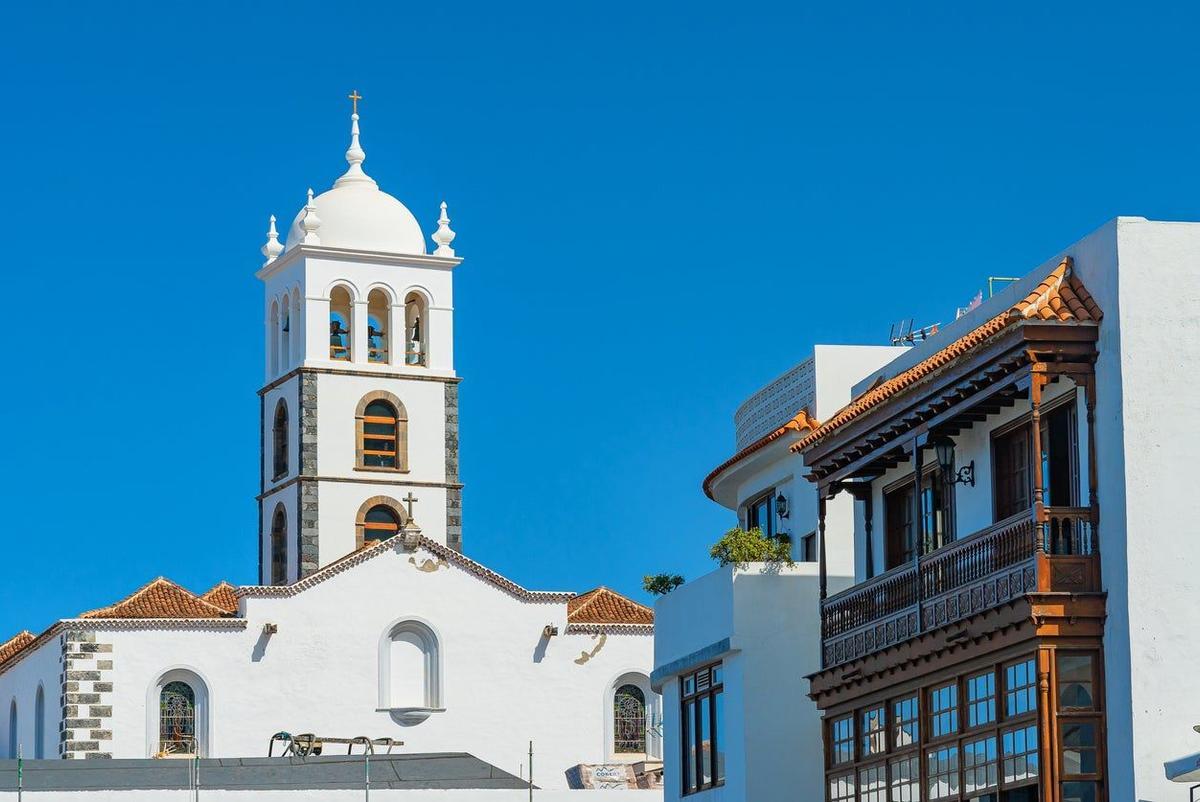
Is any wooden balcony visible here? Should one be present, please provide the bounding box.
[820,506,1098,668]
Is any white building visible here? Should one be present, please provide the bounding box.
[657,217,1200,802]
[651,346,903,802]
[0,105,660,792]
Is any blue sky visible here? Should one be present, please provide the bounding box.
[1,1,1198,636]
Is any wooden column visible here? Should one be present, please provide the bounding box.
[818,494,828,601]
[1030,368,1049,552]
[1038,649,1055,802]
[863,490,875,581]
[1084,374,1099,516]
[911,437,925,633]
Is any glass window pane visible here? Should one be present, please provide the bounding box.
[1005,658,1037,717]
[861,706,885,757]
[699,695,712,785]
[713,689,724,784]
[889,754,920,802]
[893,695,920,747]
[683,699,696,792]
[1062,781,1097,802]
[1058,654,1095,710]
[930,683,958,738]
[967,671,997,727]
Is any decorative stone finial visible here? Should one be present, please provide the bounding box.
[432,201,456,257]
[301,188,322,245]
[399,519,423,551]
[261,214,283,266]
[333,95,377,188]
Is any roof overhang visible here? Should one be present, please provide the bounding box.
[800,321,1099,490]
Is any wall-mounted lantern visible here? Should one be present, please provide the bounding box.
[931,436,975,487]
[775,493,790,519]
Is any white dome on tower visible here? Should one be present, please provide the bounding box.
[283,110,426,255]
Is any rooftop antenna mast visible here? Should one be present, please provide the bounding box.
[889,318,940,347]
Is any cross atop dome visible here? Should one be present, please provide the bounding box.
[334,90,375,189]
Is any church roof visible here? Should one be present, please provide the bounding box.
[791,258,1102,454]
[199,582,240,615]
[568,587,654,626]
[0,631,35,666]
[79,577,235,620]
[702,409,820,500]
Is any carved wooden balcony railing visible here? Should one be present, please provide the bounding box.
[820,507,1098,668]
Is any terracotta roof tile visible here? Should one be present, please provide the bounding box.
[792,258,1101,453]
[0,631,35,668]
[703,409,820,499]
[568,587,654,625]
[199,582,239,615]
[79,577,234,620]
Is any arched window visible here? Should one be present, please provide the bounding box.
[379,620,441,715]
[290,290,303,364]
[355,392,409,472]
[363,505,401,543]
[272,400,289,479]
[269,299,281,376]
[7,699,15,759]
[329,285,353,361]
[159,681,196,755]
[404,292,428,366]
[281,304,291,371]
[34,685,44,759]
[367,289,390,364]
[270,506,287,585]
[148,670,209,758]
[614,684,647,754]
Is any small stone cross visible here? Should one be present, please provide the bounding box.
[402,492,418,520]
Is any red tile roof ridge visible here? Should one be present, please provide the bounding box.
[199,581,239,614]
[568,586,654,625]
[791,258,1101,453]
[0,631,35,666]
[702,408,820,500]
[78,577,233,620]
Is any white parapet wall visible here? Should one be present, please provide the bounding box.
[651,562,853,802]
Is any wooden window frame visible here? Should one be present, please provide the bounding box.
[822,649,1045,801]
[680,663,724,796]
[354,392,410,474]
[883,464,955,570]
[354,496,410,549]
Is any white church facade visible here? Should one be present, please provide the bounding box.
[0,104,660,791]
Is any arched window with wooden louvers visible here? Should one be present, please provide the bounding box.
[363,504,401,544]
[272,400,288,480]
[159,681,196,756]
[355,393,409,472]
[270,506,287,585]
[614,684,648,754]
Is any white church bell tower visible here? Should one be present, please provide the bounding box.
[255,93,462,584]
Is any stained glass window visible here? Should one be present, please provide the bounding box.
[159,682,196,755]
[613,684,646,753]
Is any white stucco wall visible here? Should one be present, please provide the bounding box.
[0,639,58,760]
[652,564,851,802]
[0,543,656,790]
[1098,218,1200,802]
